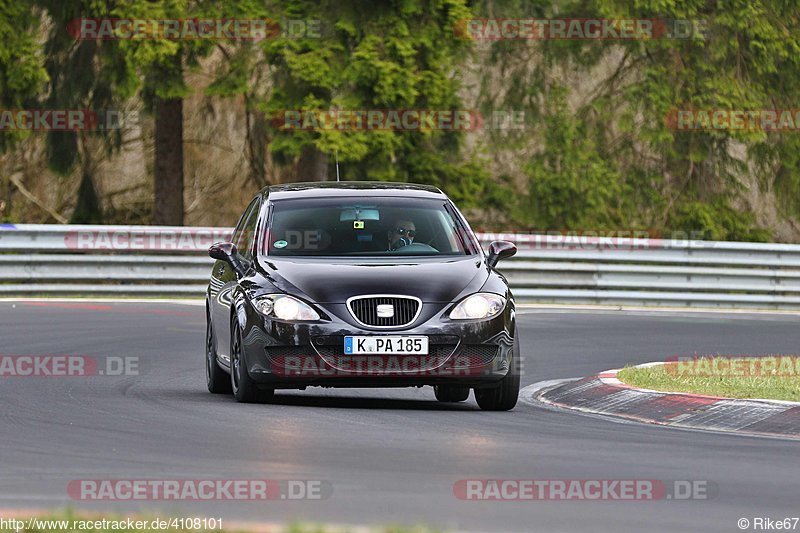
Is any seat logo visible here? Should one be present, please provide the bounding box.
[376,304,394,318]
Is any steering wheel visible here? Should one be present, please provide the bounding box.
[390,242,439,253]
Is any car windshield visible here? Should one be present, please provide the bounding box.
[263,196,475,257]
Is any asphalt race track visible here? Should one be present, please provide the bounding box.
[1,301,799,532]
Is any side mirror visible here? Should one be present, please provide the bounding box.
[209,242,247,278]
[487,240,517,268]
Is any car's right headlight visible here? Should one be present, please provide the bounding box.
[253,294,320,321]
[449,293,506,320]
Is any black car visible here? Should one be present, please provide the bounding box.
[205,182,520,410]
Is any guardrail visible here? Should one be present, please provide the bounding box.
[2,224,800,309]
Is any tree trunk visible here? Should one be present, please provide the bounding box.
[246,108,268,187]
[154,97,184,225]
[70,133,102,223]
[295,145,328,182]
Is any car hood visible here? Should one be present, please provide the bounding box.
[256,256,487,303]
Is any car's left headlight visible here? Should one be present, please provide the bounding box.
[253,294,320,321]
[449,293,506,320]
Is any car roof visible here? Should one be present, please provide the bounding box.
[262,181,447,201]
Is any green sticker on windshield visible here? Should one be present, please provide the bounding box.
[273,240,288,249]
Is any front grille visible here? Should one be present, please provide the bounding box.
[453,344,499,368]
[315,343,457,360]
[314,343,458,373]
[265,345,313,362]
[312,335,459,373]
[347,295,421,328]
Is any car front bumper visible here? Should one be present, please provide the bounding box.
[238,300,516,389]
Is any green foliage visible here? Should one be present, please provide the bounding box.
[522,87,625,229]
[113,0,215,103]
[5,0,800,239]
[37,0,135,174]
[0,0,48,151]
[668,199,771,242]
[257,0,484,202]
[471,0,800,239]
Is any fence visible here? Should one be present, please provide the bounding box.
[2,224,800,309]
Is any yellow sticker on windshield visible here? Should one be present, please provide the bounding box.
[353,220,365,229]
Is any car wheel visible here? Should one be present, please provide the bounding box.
[434,385,470,402]
[230,318,274,403]
[474,328,520,411]
[206,312,231,394]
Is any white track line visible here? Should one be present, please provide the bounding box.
[0,297,204,305]
[516,303,800,316]
[519,378,579,407]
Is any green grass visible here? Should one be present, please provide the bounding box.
[617,357,800,402]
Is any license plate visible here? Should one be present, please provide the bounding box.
[344,336,429,355]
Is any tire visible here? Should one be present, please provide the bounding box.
[206,311,232,394]
[434,385,470,402]
[474,328,520,411]
[230,318,274,403]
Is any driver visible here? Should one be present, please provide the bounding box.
[388,219,416,250]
